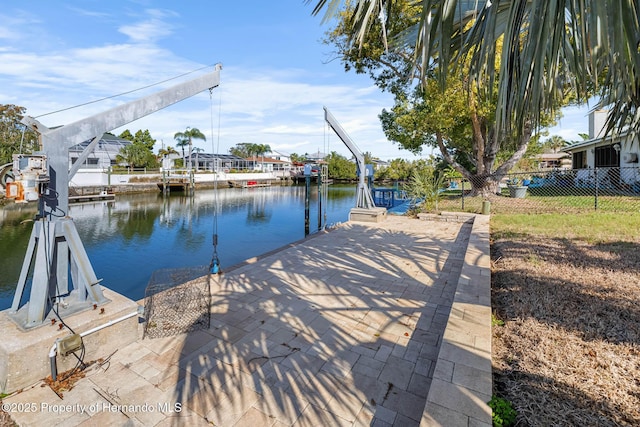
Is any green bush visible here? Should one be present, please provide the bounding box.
[405,167,445,212]
[488,395,517,427]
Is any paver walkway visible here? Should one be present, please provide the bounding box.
[4,215,480,426]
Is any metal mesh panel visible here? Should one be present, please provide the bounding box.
[434,167,640,214]
[143,266,210,339]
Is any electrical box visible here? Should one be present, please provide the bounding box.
[5,182,23,200]
[10,154,49,202]
[56,334,82,356]
[365,164,374,177]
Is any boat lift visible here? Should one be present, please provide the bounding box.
[10,65,222,329]
[323,107,386,221]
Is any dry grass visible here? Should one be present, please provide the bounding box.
[0,410,15,427]
[492,232,640,426]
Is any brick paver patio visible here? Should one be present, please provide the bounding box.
[4,215,490,426]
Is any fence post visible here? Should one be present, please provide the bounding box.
[461,180,465,211]
[594,167,598,210]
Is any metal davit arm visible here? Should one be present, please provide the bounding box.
[11,64,222,328]
[323,106,375,209]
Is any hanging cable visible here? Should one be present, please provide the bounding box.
[35,64,218,119]
[209,87,222,274]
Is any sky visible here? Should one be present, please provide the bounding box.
[0,1,592,162]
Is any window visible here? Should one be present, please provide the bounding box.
[573,151,587,169]
[595,145,619,167]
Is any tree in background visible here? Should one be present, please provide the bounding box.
[229,143,253,158]
[543,135,569,153]
[174,127,206,170]
[115,142,158,172]
[230,143,272,158]
[0,104,38,164]
[119,129,156,150]
[323,1,562,195]
[116,128,159,171]
[255,144,272,158]
[255,144,271,171]
[229,143,272,170]
[157,145,179,159]
[289,153,306,163]
[376,158,413,181]
[157,145,179,169]
[326,151,356,179]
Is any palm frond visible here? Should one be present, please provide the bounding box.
[311,0,640,139]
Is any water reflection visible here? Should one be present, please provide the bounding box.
[0,185,355,309]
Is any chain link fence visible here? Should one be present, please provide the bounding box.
[436,167,640,214]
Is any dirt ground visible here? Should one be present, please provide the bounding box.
[491,235,640,426]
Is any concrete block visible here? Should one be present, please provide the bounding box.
[0,287,139,393]
[349,207,387,223]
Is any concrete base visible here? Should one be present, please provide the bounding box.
[0,288,140,394]
[349,207,387,223]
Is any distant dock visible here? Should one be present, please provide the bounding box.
[158,172,195,194]
[69,192,115,204]
[228,180,272,188]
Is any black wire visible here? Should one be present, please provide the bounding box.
[40,189,67,218]
[42,215,86,381]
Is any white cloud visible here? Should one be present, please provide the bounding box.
[65,6,112,19]
[0,6,416,161]
[118,9,177,43]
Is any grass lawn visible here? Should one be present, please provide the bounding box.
[490,212,640,426]
[438,193,640,215]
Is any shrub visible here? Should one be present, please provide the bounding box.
[488,395,517,427]
[405,167,445,212]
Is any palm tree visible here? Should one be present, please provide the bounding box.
[255,144,271,171]
[157,145,179,170]
[157,145,179,160]
[174,127,206,170]
[311,1,640,139]
[545,136,568,153]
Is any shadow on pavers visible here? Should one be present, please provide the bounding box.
[146,219,474,426]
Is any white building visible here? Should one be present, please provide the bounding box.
[69,133,132,169]
[561,110,640,190]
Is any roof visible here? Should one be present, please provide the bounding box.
[561,129,632,152]
[70,133,132,152]
[244,156,289,164]
[186,153,245,161]
[533,153,570,160]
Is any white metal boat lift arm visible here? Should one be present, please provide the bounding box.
[11,64,222,328]
[323,106,375,209]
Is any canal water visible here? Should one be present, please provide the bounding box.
[0,184,357,310]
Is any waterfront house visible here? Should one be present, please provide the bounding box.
[561,110,640,189]
[69,133,132,169]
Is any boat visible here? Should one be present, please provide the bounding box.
[228,180,272,188]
